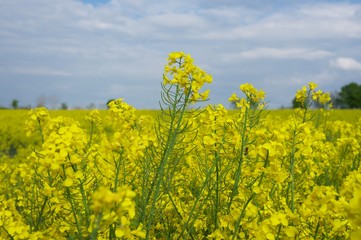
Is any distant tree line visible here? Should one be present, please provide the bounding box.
[3,82,360,110]
[0,99,68,110]
[2,100,97,110]
[2,95,106,110]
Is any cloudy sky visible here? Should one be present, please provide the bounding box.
[1,0,361,109]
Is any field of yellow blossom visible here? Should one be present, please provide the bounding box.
[1,52,361,239]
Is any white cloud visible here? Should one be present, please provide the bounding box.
[223,48,333,61]
[146,13,207,29]
[300,3,359,18]
[330,57,361,71]
[4,67,72,76]
[1,0,361,108]
[203,3,361,41]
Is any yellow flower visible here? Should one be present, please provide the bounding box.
[285,226,297,237]
[63,178,73,187]
[203,135,216,146]
[131,224,146,238]
[115,228,125,237]
[308,82,318,90]
[208,229,226,239]
[295,86,307,104]
[228,93,239,102]
[266,232,275,240]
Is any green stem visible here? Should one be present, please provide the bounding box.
[34,197,48,231]
[331,144,348,186]
[70,163,90,230]
[145,84,190,239]
[231,192,256,240]
[79,182,90,230]
[289,128,297,213]
[1,226,15,240]
[215,150,219,230]
[87,121,94,149]
[89,212,103,240]
[313,221,320,239]
[37,119,44,144]
[113,151,124,192]
[178,142,224,240]
[275,224,282,240]
[228,107,249,211]
[66,187,82,238]
[62,166,82,238]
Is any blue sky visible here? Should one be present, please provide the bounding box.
[82,0,110,6]
[1,0,361,109]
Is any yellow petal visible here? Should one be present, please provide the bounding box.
[115,228,125,238]
[63,178,73,187]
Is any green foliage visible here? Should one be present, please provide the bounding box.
[291,97,302,108]
[334,82,361,109]
[60,102,68,110]
[11,99,19,109]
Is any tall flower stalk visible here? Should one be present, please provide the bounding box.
[139,52,212,239]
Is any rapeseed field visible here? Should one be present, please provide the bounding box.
[1,52,360,239]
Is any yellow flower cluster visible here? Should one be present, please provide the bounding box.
[163,51,212,103]
[25,107,50,139]
[0,53,361,239]
[90,187,145,239]
[342,172,361,239]
[295,82,332,109]
[229,83,266,110]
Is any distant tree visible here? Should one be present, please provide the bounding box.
[330,91,340,108]
[11,99,19,109]
[335,82,361,109]
[87,103,96,109]
[60,102,68,110]
[98,103,107,109]
[36,95,47,107]
[291,97,303,109]
[35,95,59,109]
[49,95,59,109]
